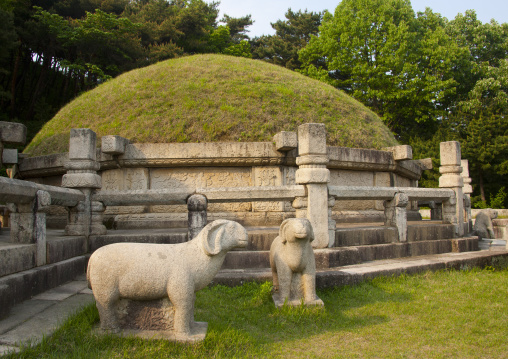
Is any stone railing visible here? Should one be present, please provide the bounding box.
[1,123,473,251]
[0,176,84,265]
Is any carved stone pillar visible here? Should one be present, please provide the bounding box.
[8,190,50,266]
[384,192,408,242]
[295,123,332,248]
[428,201,443,220]
[439,141,464,236]
[187,194,208,240]
[62,129,106,241]
[461,159,473,232]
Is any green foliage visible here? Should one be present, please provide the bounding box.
[474,187,507,209]
[299,0,463,141]
[252,9,322,70]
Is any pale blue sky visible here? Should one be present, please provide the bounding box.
[217,0,508,38]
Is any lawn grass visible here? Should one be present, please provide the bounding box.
[5,268,508,358]
[24,54,398,156]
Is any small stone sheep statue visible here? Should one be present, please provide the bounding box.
[474,209,498,240]
[87,219,248,341]
[270,218,324,307]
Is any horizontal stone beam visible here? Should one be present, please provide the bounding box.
[0,122,27,145]
[328,186,398,200]
[0,177,84,206]
[93,190,191,206]
[401,188,454,201]
[197,185,306,203]
[329,185,455,202]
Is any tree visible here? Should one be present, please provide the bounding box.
[299,0,461,140]
[252,8,322,70]
[460,60,508,204]
[220,13,252,43]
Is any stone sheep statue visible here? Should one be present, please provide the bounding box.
[87,219,248,340]
[474,209,498,240]
[270,218,323,307]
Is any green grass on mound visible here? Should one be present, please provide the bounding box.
[24,54,397,156]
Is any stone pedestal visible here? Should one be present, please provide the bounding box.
[384,193,408,242]
[62,129,106,241]
[8,190,50,265]
[439,141,464,236]
[295,123,332,248]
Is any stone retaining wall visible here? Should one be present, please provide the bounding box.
[17,140,425,228]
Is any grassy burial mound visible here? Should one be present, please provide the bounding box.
[24,54,397,156]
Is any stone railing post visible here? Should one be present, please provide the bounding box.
[428,201,443,220]
[295,123,332,248]
[187,194,208,240]
[8,190,50,266]
[461,159,473,232]
[62,129,106,244]
[384,192,408,242]
[439,141,464,236]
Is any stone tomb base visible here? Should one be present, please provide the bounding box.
[96,298,208,342]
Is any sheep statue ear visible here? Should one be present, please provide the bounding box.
[201,220,229,256]
[279,219,291,244]
[305,219,315,243]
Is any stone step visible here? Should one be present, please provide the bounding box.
[214,247,508,288]
[89,222,458,252]
[221,237,479,270]
[0,256,88,320]
[334,222,455,247]
[46,236,86,264]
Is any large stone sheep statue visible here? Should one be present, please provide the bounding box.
[474,209,498,240]
[87,219,248,341]
[270,218,324,307]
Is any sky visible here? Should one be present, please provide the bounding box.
[217,0,508,38]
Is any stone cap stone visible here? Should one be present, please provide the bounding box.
[440,141,461,166]
[102,135,129,155]
[2,149,18,165]
[382,145,412,161]
[0,122,27,145]
[273,131,297,152]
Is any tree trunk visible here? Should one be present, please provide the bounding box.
[479,168,486,202]
[10,47,21,117]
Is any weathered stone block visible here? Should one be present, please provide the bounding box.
[298,123,327,156]
[383,145,413,161]
[440,141,461,166]
[273,131,297,152]
[0,122,27,145]
[101,135,129,155]
[418,158,433,170]
[69,128,96,161]
[2,149,18,165]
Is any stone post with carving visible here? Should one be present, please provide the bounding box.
[62,129,106,243]
[294,123,333,248]
[187,194,208,240]
[439,141,464,237]
[8,190,50,266]
[384,192,409,242]
[461,159,473,232]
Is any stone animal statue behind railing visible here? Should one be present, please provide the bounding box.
[270,218,324,307]
[87,219,248,342]
[474,209,498,240]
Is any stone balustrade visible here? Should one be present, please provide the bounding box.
[1,123,471,252]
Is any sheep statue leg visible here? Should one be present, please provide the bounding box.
[273,259,293,306]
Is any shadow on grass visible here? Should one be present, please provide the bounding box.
[3,278,413,358]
